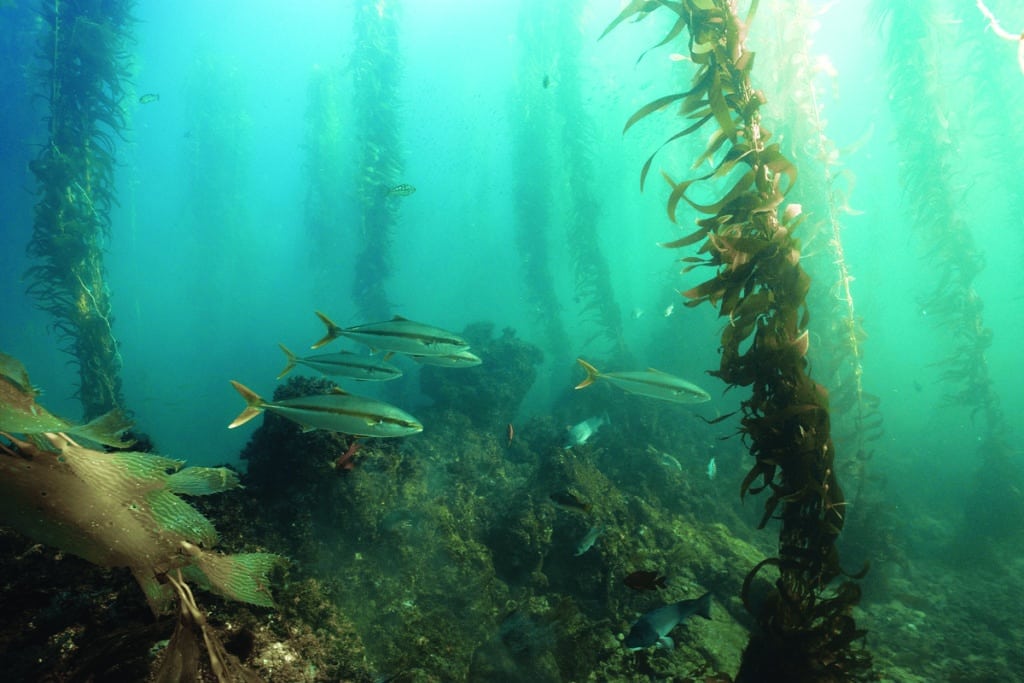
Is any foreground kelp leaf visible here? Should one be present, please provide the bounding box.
[0,432,283,614]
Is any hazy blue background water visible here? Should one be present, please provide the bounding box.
[1,0,1022,522]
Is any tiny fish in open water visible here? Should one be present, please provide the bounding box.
[138,93,160,104]
[386,183,416,197]
[707,456,717,480]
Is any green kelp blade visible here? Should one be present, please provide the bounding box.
[181,542,285,608]
[167,467,242,496]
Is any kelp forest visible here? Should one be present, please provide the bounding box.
[1,1,1023,681]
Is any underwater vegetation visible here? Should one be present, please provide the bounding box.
[26,0,133,420]
[873,0,1021,542]
[351,0,404,321]
[606,0,871,679]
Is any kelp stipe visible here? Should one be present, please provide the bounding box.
[554,3,630,360]
[874,0,1020,541]
[757,0,881,513]
[351,0,403,321]
[510,5,571,357]
[26,0,134,419]
[304,65,350,293]
[604,1,872,679]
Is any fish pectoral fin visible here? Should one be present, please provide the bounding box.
[658,636,675,651]
[330,386,351,395]
[299,424,317,433]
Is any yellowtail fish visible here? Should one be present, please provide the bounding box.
[386,183,416,197]
[0,354,134,448]
[409,350,482,367]
[311,311,470,357]
[138,93,160,104]
[228,380,422,438]
[277,344,402,381]
[574,358,710,404]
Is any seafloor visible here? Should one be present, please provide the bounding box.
[0,324,1020,682]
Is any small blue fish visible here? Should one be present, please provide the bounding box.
[706,456,717,480]
[624,593,712,650]
[574,525,604,556]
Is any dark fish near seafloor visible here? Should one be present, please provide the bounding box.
[550,490,592,513]
[623,570,668,592]
[623,592,712,651]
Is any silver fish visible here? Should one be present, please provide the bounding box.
[706,456,717,480]
[624,593,712,650]
[277,344,402,381]
[311,312,470,357]
[409,350,482,367]
[575,358,710,404]
[228,381,422,438]
[574,525,604,556]
[564,413,610,449]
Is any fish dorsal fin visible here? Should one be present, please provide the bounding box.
[647,367,670,374]
[391,315,409,321]
[331,387,351,396]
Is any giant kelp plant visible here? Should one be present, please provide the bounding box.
[303,65,350,292]
[605,1,871,679]
[26,0,133,419]
[873,0,1021,539]
[350,0,403,321]
[510,5,571,359]
[552,3,630,361]
[756,0,881,520]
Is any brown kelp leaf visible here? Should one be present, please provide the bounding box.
[599,0,661,40]
[640,113,714,190]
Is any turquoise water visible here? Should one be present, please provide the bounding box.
[2,0,1024,678]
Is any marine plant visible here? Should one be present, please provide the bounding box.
[351,0,403,320]
[873,0,1021,539]
[511,5,572,358]
[553,4,630,360]
[0,431,283,681]
[605,1,872,678]
[757,1,881,510]
[303,64,350,291]
[25,0,133,419]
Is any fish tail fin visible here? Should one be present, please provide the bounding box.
[73,407,136,448]
[575,358,600,390]
[695,592,712,620]
[311,311,342,349]
[228,380,264,428]
[276,343,297,379]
